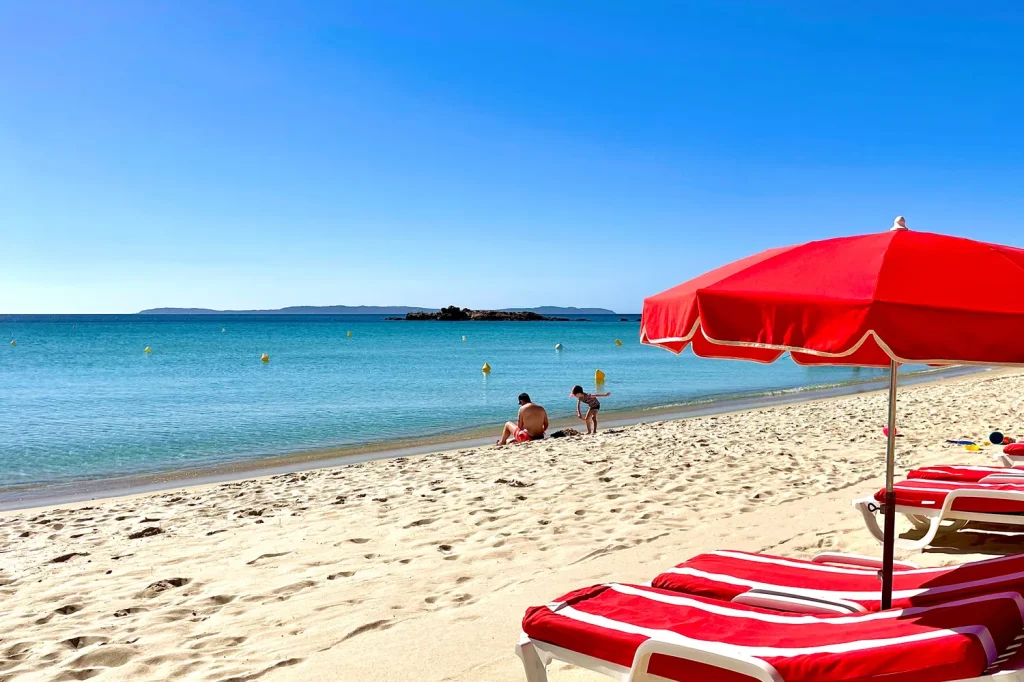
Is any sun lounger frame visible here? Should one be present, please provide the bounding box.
[515,631,1024,682]
[997,453,1024,469]
[855,488,1024,551]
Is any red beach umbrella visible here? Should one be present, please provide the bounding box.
[640,223,1024,609]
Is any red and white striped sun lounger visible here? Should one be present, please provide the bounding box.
[910,465,1024,484]
[650,549,1024,613]
[855,479,1024,550]
[517,582,1024,681]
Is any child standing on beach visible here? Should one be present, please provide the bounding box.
[571,385,610,434]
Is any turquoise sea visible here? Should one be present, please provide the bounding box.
[0,314,894,488]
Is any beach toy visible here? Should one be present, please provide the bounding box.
[481,362,491,374]
[261,353,270,363]
[945,439,975,446]
[991,431,1005,445]
[965,444,981,451]
[462,336,467,342]
[595,369,606,384]
[555,343,563,351]
[144,346,151,354]
[347,331,352,338]
[1006,437,1018,445]
[882,426,899,437]
[614,339,623,346]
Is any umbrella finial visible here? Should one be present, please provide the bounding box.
[890,216,908,231]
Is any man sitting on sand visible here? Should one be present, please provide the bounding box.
[497,393,548,446]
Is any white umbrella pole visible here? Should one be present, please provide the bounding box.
[881,359,899,609]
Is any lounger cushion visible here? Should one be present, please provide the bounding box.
[1006,443,1024,456]
[651,550,1024,612]
[909,465,1024,483]
[523,582,1024,681]
[874,479,1024,514]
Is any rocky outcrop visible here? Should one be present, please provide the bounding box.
[391,306,573,321]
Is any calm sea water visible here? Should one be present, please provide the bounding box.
[0,314,891,487]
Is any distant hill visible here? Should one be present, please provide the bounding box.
[139,305,621,315]
[138,306,436,315]
[499,307,617,315]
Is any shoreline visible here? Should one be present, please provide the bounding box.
[3,367,1022,682]
[0,364,987,511]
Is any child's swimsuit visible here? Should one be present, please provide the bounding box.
[579,393,601,410]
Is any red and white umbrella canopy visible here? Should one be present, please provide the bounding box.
[641,230,1024,367]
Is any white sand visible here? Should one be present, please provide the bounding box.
[2,369,1023,682]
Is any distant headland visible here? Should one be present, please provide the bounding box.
[137,305,619,315]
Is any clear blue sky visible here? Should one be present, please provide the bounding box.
[3,2,1024,314]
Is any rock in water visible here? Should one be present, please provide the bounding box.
[403,306,570,321]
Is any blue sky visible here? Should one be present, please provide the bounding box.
[3,2,1024,314]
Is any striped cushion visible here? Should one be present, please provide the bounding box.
[909,465,1024,483]
[523,583,1024,681]
[875,479,1024,514]
[651,550,1024,612]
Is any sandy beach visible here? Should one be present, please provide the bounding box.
[3,368,1024,682]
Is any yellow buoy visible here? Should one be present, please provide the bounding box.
[482,362,491,374]
[462,335,467,342]
[261,353,270,363]
[614,339,623,346]
[221,328,226,333]
[144,346,151,354]
[554,343,563,351]
[9,340,15,346]
[347,331,352,338]
[595,369,606,383]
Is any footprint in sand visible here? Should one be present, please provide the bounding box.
[342,620,393,641]
[55,604,83,615]
[62,636,106,650]
[138,578,190,598]
[67,644,136,669]
[271,580,318,598]
[246,552,290,566]
[50,552,90,564]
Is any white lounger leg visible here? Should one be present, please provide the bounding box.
[855,498,886,543]
[853,498,944,551]
[516,636,549,682]
[896,515,944,551]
